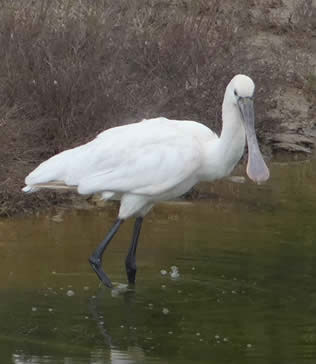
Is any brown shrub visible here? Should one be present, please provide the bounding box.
[0,0,313,216]
[0,0,237,148]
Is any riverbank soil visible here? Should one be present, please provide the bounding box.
[0,0,315,217]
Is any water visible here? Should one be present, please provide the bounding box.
[1,160,316,364]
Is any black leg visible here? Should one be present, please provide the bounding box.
[89,219,124,288]
[125,216,143,285]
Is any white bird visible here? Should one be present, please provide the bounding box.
[23,74,269,288]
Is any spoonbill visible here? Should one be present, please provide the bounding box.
[23,74,269,288]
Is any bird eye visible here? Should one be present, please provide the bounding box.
[234,89,238,96]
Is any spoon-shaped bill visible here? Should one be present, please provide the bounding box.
[238,98,270,183]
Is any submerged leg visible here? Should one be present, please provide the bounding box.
[125,216,143,285]
[89,219,124,288]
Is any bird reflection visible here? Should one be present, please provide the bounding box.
[88,286,145,363]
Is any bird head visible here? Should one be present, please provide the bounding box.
[227,74,269,183]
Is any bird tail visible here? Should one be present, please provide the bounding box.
[22,185,40,193]
[22,149,74,193]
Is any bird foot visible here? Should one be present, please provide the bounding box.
[125,265,137,285]
[89,256,113,288]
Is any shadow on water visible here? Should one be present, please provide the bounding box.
[1,159,316,363]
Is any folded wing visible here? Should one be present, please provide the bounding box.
[77,137,202,196]
[24,118,206,196]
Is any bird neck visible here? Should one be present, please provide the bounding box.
[217,97,246,175]
[200,96,246,182]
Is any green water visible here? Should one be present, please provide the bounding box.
[1,160,316,364]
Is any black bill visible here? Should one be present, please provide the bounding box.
[238,97,270,183]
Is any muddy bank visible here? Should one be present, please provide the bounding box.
[5,158,313,221]
[0,0,315,217]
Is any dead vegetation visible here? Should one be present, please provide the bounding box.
[0,0,314,216]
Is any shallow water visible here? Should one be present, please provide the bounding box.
[1,160,316,364]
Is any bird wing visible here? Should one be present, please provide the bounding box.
[24,118,214,195]
[77,136,202,196]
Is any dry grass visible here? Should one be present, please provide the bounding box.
[0,0,236,147]
[0,0,313,216]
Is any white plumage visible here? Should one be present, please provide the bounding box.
[23,75,269,287]
[24,118,220,217]
[23,75,269,220]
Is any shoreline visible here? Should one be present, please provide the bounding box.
[2,157,314,219]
